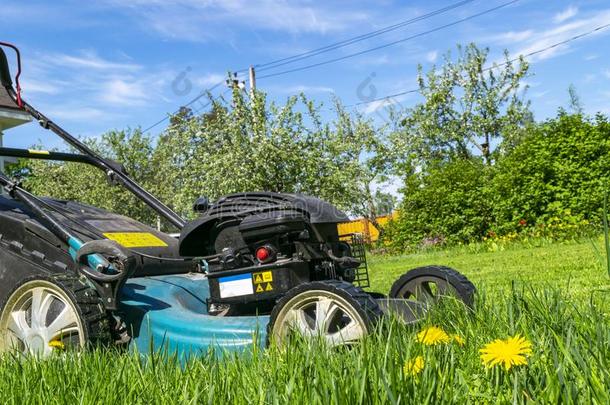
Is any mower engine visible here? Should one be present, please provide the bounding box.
[178,193,369,314]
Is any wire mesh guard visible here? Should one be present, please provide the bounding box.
[340,233,370,288]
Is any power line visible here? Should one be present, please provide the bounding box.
[255,0,476,72]
[191,88,232,115]
[141,80,227,133]
[347,22,610,109]
[257,0,521,80]
[142,0,518,132]
[141,69,251,133]
[141,1,486,133]
[144,15,610,130]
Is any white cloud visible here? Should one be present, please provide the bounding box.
[486,9,610,64]
[583,73,597,83]
[554,6,578,23]
[493,30,534,44]
[49,50,141,71]
[42,106,108,122]
[425,50,438,63]
[102,0,369,41]
[193,73,226,88]
[101,79,149,106]
[21,78,61,95]
[360,93,412,115]
[510,9,610,62]
[585,54,599,61]
[356,55,391,66]
[19,48,177,112]
[360,99,389,115]
[284,85,334,94]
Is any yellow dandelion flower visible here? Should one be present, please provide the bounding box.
[416,326,450,345]
[48,340,65,350]
[404,356,424,376]
[479,334,532,371]
[451,334,465,346]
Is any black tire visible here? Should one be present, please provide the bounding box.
[0,273,110,356]
[389,265,475,307]
[268,280,382,347]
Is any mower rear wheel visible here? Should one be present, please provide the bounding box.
[0,274,109,356]
[389,266,475,307]
[268,280,382,347]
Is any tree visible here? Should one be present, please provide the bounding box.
[328,102,394,232]
[393,43,532,169]
[17,129,166,227]
[160,89,396,227]
[15,86,388,230]
[383,43,532,249]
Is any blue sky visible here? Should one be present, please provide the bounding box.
[1,0,610,150]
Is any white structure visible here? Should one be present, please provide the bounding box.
[0,88,31,172]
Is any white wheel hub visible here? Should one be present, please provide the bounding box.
[272,290,369,347]
[0,281,84,356]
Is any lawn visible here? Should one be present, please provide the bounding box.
[0,238,609,404]
[368,237,610,300]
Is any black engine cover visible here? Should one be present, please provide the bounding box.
[178,192,349,256]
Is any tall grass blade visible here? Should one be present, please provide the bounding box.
[604,191,610,277]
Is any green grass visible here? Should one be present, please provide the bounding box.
[368,237,610,300]
[1,238,609,404]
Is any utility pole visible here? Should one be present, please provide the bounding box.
[248,66,256,97]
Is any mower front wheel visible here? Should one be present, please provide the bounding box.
[0,274,110,356]
[389,265,475,307]
[268,280,382,348]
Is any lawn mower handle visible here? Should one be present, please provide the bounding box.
[0,42,186,229]
[0,146,126,173]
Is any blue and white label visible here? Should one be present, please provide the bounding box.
[218,273,253,298]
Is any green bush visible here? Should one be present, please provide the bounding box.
[383,158,494,250]
[491,112,610,235]
[385,112,609,252]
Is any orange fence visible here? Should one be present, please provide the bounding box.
[337,214,394,242]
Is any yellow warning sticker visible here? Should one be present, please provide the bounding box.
[265,283,273,291]
[253,271,272,284]
[28,149,50,155]
[256,284,264,293]
[103,232,168,248]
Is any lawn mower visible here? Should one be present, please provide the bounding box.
[0,42,475,357]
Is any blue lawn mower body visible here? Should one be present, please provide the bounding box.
[0,42,475,357]
[121,275,268,356]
